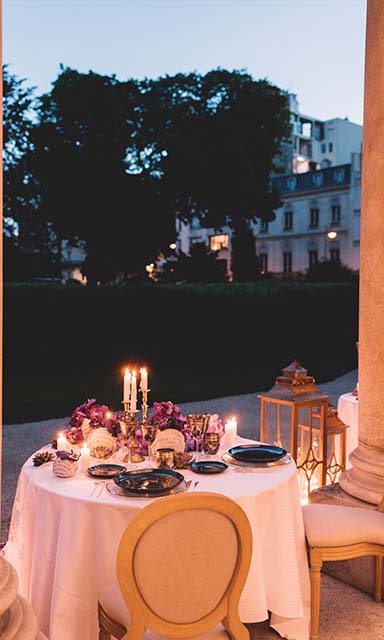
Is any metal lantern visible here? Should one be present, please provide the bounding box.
[258,360,329,498]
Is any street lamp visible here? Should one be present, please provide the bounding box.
[169,242,177,250]
[324,230,338,259]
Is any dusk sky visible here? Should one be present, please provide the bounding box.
[4,0,366,124]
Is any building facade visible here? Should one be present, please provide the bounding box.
[177,153,362,277]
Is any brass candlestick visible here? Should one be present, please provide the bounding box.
[121,401,144,464]
[140,388,150,427]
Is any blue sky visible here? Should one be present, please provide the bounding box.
[4,0,366,123]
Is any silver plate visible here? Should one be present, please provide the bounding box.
[106,479,187,499]
[222,451,292,469]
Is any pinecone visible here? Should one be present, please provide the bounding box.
[33,451,55,467]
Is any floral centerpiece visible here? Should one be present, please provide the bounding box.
[148,401,187,431]
[148,402,224,452]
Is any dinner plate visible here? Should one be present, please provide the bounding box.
[190,461,228,475]
[228,444,287,463]
[107,475,187,499]
[114,468,184,495]
[87,464,126,479]
[222,450,291,469]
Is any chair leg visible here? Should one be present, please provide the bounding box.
[375,556,383,602]
[309,550,323,640]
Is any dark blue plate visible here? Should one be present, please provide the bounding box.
[114,468,184,494]
[228,444,286,463]
[87,464,126,478]
[190,461,228,474]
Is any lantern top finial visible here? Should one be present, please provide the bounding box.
[282,360,308,379]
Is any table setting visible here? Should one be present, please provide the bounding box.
[5,366,311,640]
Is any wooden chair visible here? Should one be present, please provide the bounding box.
[303,493,384,640]
[99,492,253,640]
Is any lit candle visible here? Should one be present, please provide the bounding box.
[131,370,137,412]
[140,367,148,392]
[123,368,131,404]
[80,444,90,473]
[225,417,237,448]
[57,432,67,451]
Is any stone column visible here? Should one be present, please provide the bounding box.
[339,0,384,504]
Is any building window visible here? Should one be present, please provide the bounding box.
[209,234,229,251]
[321,143,326,153]
[283,251,292,274]
[331,204,341,226]
[284,211,293,231]
[260,220,269,233]
[259,253,268,274]
[329,142,333,152]
[308,250,318,267]
[310,208,319,228]
[330,248,340,262]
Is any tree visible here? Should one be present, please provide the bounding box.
[136,69,291,227]
[29,68,176,281]
[231,220,261,281]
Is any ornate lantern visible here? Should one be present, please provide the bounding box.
[258,360,329,499]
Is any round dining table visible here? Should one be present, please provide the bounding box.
[5,438,310,640]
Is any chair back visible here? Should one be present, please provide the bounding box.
[116,492,252,639]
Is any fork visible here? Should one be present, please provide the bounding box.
[90,481,102,497]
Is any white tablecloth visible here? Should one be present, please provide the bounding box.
[337,393,359,467]
[6,439,310,640]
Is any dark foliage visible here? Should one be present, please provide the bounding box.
[231,220,261,281]
[4,283,358,423]
[306,260,358,283]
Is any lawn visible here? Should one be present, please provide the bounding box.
[3,281,359,423]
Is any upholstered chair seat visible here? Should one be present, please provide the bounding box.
[303,504,384,547]
[303,498,384,640]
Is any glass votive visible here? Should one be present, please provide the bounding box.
[155,448,176,470]
[203,433,221,456]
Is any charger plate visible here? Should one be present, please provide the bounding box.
[222,451,292,469]
[106,478,187,499]
[87,464,126,479]
[228,444,287,463]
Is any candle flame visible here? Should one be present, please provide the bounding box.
[106,411,111,420]
[132,370,136,377]
[124,368,130,376]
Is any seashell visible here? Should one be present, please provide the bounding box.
[52,458,77,478]
[88,427,117,459]
[152,428,186,454]
[82,418,92,443]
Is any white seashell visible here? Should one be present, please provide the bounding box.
[88,427,116,459]
[152,428,186,454]
[53,458,77,478]
[82,418,92,443]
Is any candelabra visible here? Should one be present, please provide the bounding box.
[140,388,150,427]
[121,402,144,464]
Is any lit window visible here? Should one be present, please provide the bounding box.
[260,220,269,233]
[259,253,268,274]
[308,250,318,267]
[331,204,341,226]
[284,211,293,231]
[209,234,229,252]
[310,208,319,228]
[283,251,292,274]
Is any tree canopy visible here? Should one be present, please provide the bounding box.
[3,65,291,282]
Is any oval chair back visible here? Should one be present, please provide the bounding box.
[116,492,252,640]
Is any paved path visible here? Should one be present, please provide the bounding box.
[1,369,357,541]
